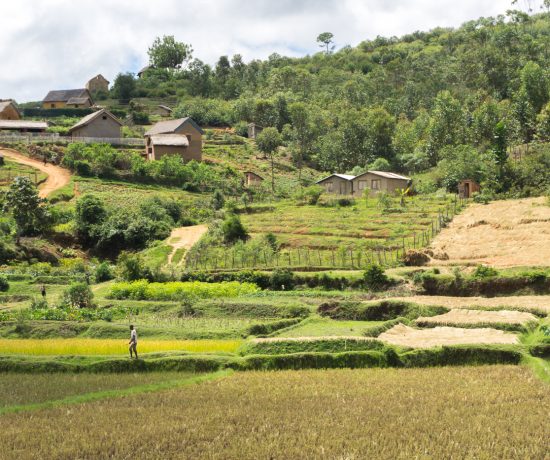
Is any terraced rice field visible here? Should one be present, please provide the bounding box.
[415,309,538,326]
[378,324,519,348]
[1,367,547,459]
[0,339,241,355]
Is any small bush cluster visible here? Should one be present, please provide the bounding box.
[109,280,260,301]
[363,264,390,290]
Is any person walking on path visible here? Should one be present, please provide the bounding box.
[129,325,138,359]
[40,285,46,299]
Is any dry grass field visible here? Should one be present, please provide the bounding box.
[0,366,548,459]
[388,295,550,313]
[429,197,550,267]
[415,308,538,326]
[378,323,519,348]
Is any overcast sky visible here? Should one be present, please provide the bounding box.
[0,0,517,102]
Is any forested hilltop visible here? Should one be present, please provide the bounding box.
[93,10,547,193]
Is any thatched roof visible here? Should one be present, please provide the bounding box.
[68,109,122,133]
[0,100,20,116]
[43,89,91,103]
[150,134,189,146]
[0,120,48,130]
[145,117,204,136]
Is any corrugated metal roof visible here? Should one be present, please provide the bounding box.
[364,170,411,180]
[150,134,189,146]
[316,173,356,184]
[145,117,204,136]
[0,120,48,129]
[68,109,122,133]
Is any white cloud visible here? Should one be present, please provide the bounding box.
[0,0,514,101]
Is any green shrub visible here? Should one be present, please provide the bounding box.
[30,297,48,310]
[471,265,499,279]
[270,268,294,290]
[116,252,152,282]
[0,274,9,292]
[62,282,94,309]
[222,214,248,244]
[363,264,389,290]
[95,262,114,283]
[109,280,260,301]
[211,190,225,210]
[74,160,92,177]
[245,318,303,337]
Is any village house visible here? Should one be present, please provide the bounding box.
[42,89,93,109]
[144,117,203,161]
[85,74,109,94]
[68,109,122,139]
[247,122,264,139]
[0,120,48,133]
[316,171,411,196]
[154,105,173,117]
[137,65,151,78]
[458,179,480,199]
[316,174,355,195]
[0,100,21,120]
[352,171,410,197]
[244,171,264,188]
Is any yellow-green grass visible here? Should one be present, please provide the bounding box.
[0,366,547,459]
[276,316,385,337]
[0,338,242,356]
[0,372,194,407]
[0,159,47,188]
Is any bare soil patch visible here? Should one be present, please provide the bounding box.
[166,224,208,265]
[0,148,71,198]
[378,324,519,348]
[415,309,537,326]
[390,295,550,314]
[429,197,550,267]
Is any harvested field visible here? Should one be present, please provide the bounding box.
[429,197,550,267]
[390,295,550,314]
[415,309,538,326]
[0,367,548,459]
[378,324,519,348]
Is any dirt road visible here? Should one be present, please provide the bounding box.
[429,197,550,267]
[167,224,208,265]
[1,148,71,198]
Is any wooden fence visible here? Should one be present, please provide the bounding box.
[187,197,468,272]
[0,133,143,147]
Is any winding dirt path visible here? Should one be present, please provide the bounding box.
[167,224,208,265]
[1,148,71,198]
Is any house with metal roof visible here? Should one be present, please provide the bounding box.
[316,173,355,195]
[144,117,203,161]
[42,89,93,109]
[352,171,411,197]
[68,109,122,139]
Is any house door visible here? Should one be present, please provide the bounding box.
[340,182,346,195]
[464,183,470,198]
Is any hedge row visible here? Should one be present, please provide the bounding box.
[0,345,525,373]
[420,273,550,296]
[244,318,304,337]
[318,300,448,321]
[239,337,387,355]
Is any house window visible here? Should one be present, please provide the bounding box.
[371,179,381,190]
[325,181,333,192]
[186,134,192,143]
[358,180,367,190]
[50,104,55,108]
[102,115,107,120]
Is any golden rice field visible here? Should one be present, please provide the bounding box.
[0,366,547,459]
[0,339,241,355]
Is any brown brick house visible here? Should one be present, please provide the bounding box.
[42,89,93,109]
[144,117,203,161]
[85,74,109,94]
[0,100,21,120]
[68,109,122,139]
[244,171,264,187]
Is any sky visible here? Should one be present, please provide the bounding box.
[0,0,518,102]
